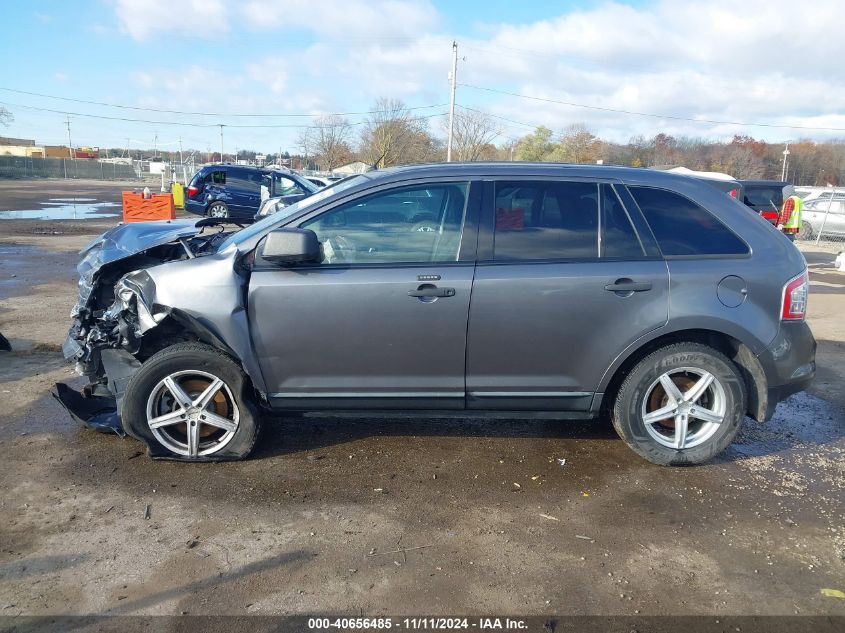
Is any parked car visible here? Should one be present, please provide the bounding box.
[58,163,815,466]
[184,164,318,220]
[795,186,845,202]
[738,180,795,225]
[305,176,341,188]
[656,167,743,202]
[800,193,845,240]
[256,175,355,220]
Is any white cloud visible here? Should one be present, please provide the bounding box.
[113,0,228,41]
[240,0,438,39]
[101,0,845,148]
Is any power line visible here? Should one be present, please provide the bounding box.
[0,100,448,128]
[458,83,845,132]
[0,87,446,118]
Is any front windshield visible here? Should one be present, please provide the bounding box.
[220,174,369,250]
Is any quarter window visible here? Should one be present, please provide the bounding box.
[210,170,226,185]
[629,186,749,257]
[492,181,599,261]
[301,182,469,264]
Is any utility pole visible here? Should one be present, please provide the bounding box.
[219,124,225,162]
[446,41,458,162]
[178,136,183,165]
[65,114,75,160]
[781,143,790,181]
[153,133,158,159]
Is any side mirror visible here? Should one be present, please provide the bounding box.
[257,228,321,265]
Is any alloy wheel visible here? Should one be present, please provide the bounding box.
[640,367,726,450]
[145,370,240,457]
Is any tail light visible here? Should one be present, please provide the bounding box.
[187,185,200,198]
[761,210,779,224]
[729,188,738,198]
[781,271,809,321]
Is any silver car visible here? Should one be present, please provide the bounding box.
[800,194,845,240]
[57,163,815,466]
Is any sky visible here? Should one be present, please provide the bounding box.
[2,0,845,157]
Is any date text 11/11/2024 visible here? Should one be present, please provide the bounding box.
[307,617,529,630]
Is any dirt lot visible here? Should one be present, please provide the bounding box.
[0,179,843,619]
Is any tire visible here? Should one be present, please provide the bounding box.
[797,222,813,241]
[121,342,260,461]
[207,201,229,219]
[611,342,746,466]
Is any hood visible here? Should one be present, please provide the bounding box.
[75,219,207,307]
[79,219,204,266]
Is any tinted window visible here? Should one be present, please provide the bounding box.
[743,186,783,209]
[301,182,468,264]
[629,186,749,256]
[209,170,226,185]
[493,181,598,261]
[601,184,644,258]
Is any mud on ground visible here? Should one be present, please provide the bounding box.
[0,180,843,618]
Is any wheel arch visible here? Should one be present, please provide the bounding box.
[597,328,768,422]
[135,309,268,401]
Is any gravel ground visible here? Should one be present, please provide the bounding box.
[0,179,843,619]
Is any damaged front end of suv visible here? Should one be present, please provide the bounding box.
[54,218,248,445]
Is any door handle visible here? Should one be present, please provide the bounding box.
[604,279,652,293]
[408,285,456,298]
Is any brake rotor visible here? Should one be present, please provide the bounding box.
[160,378,231,439]
[646,374,697,430]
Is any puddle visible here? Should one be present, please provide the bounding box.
[0,198,120,220]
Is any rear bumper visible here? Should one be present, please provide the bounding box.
[759,320,816,420]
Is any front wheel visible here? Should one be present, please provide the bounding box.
[612,343,746,466]
[121,342,260,461]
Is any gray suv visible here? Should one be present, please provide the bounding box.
[58,163,815,466]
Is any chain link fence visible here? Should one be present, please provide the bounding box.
[795,191,845,246]
[0,156,139,180]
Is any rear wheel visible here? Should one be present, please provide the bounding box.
[207,201,229,219]
[122,342,259,460]
[612,343,746,465]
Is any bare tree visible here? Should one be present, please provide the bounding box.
[360,98,433,168]
[447,109,501,161]
[297,115,353,172]
[0,106,12,127]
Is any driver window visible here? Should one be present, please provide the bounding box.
[301,182,469,264]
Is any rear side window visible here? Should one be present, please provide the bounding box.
[629,186,749,257]
[210,170,226,185]
[493,181,598,261]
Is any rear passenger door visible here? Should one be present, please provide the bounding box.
[465,178,669,411]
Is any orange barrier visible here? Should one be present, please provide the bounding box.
[122,191,176,223]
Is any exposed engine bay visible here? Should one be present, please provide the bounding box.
[56,219,239,439]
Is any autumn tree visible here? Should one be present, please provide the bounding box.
[552,123,600,164]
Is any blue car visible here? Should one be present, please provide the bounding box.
[184,164,318,221]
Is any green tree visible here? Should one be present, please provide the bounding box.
[515,126,555,161]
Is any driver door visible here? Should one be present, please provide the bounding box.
[247,180,479,410]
